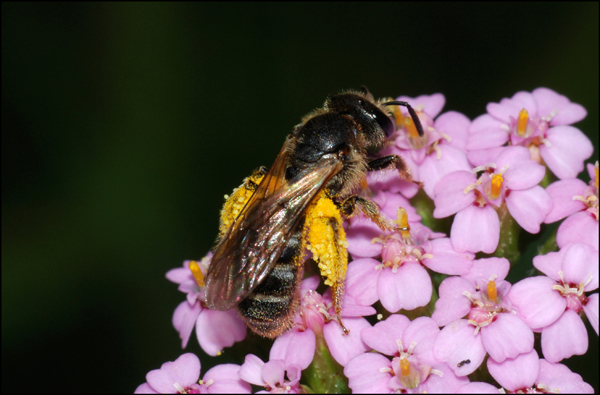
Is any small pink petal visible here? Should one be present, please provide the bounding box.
[510,91,538,116]
[261,360,286,388]
[508,276,566,329]
[202,364,252,394]
[196,309,246,356]
[532,87,587,125]
[166,266,193,284]
[416,362,470,393]
[361,314,411,355]
[532,250,564,281]
[481,313,534,363]
[433,171,477,218]
[505,186,552,234]
[270,328,315,370]
[434,111,471,150]
[495,146,531,167]
[378,262,432,312]
[557,211,599,251]
[450,205,500,254]
[344,353,393,394]
[146,353,201,393]
[134,383,158,394]
[433,319,486,376]
[397,93,446,119]
[503,160,546,190]
[583,293,599,336]
[561,243,599,291]
[420,145,472,198]
[172,301,202,349]
[540,126,593,180]
[238,354,265,386]
[345,258,380,306]
[456,382,499,393]
[466,147,507,167]
[346,219,385,259]
[323,317,372,366]
[486,101,519,125]
[462,257,510,284]
[402,316,440,366]
[537,359,594,393]
[487,349,539,391]
[544,179,588,223]
[432,276,474,327]
[466,124,509,150]
[541,309,588,363]
[424,238,474,276]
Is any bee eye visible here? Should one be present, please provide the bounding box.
[371,108,395,137]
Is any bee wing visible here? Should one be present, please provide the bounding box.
[205,143,343,310]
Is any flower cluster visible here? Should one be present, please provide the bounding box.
[137,88,597,393]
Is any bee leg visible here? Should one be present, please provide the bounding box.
[305,192,350,335]
[367,155,412,180]
[339,195,394,232]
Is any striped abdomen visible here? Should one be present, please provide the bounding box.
[236,226,304,338]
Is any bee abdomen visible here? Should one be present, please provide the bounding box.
[236,261,302,338]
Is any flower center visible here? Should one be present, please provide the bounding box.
[489,173,504,200]
[552,271,592,313]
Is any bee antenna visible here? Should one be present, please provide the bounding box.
[383,101,425,137]
[360,85,370,96]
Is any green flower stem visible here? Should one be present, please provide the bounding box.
[494,203,521,265]
[302,330,350,394]
[410,189,453,234]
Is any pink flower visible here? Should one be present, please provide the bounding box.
[344,315,469,393]
[135,353,251,394]
[166,255,246,356]
[509,243,599,362]
[466,87,592,179]
[432,258,534,374]
[380,93,472,198]
[345,205,473,313]
[238,354,303,394]
[487,349,593,393]
[548,161,599,251]
[274,276,372,368]
[434,146,551,253]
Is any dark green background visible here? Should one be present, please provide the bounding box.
[2,3,598,393]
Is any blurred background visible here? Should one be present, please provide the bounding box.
[2,3,598,393]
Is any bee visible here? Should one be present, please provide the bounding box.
[204,87,424,338]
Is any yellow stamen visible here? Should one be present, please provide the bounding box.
[403,117,420,139]
[189,260,205,287]
[594,161,598,189]
[487,280,497,302]
[400,358,411,376]
[395,207,411,240]
[490,174,503,200]
[517,108,529,137]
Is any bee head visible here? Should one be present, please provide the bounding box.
[325,92,395,140]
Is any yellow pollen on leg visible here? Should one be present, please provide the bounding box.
[517,108,529,136]
[189,260,205,287]
[489,173,504,200]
